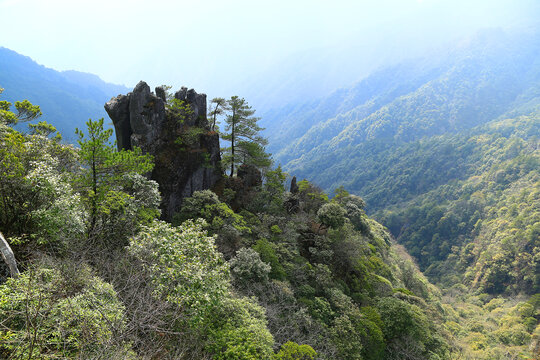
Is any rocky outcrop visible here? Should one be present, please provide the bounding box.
[290,176,299,194]
[237,164,262,188]
[105,81,222,220]
[284,176,300,214]
[215,164,263,212]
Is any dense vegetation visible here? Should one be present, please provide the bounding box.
[1,27,539,358]
[375,114,539,291]
[0,90,458,359]
[258,28,540,359]
[368,114,540,358]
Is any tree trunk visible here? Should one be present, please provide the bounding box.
[0,231,20,278]
[230,110,236,177]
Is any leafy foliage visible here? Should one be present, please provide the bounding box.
[75,118,156,246]
[259,35,540,358]
[372,114,539,297]
[274,341,317,360]
[128,219,230,323]
[6,69,539,359]
[205,297,275,360]
[230,247,271,286]
[0,87,42,125]
[0,262,133,359]
[318,202,346,229]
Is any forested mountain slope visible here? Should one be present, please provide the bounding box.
[0,89,458,359]
[372,114,539,291]
[265,29,540,174]
[260,28,540,358]
[0,47,128,140]
[1,27,538,358]
[262,28,540,293]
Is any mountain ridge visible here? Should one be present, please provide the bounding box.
[264,28,540,171]
[0,46,129,140]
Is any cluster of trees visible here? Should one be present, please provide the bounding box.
[0,89,459,359]
[442,293,540,359]
[172,178,453,360]
[372,114,540,358]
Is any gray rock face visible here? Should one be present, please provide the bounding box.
[105,94,131,150]
[155,86,167,102]
[174,87,207,126]
[105,81,222,220]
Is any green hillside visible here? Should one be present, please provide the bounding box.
[270,29,540,171]
[259,29,540,359]
[372,114,539,291]
[0,90,459,359]
[262,30,540,295]
[1,27,539,359]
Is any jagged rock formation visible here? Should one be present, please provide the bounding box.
[290,176,299,194]
[105,81,222,220]
[284,176,300,214]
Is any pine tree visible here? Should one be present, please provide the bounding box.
[221,96,269,177]
[208,97,226,132]
[75,118,154,240]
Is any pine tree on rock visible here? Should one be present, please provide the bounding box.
[221,96,269,177]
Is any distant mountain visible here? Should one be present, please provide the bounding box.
[264,28,540,175]
[0,47,129,141]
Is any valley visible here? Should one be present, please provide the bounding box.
[0,25,538,360]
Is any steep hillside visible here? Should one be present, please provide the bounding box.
[0,90,457,359]
[266,29,540,174]
[260,29,540,359]
[370,114,539,292]
[263,58,448,163]
[0,47,128,140]
[262,29,540,293]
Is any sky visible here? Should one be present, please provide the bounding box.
[1,0,539,103]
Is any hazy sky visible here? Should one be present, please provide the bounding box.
[1,0,539,99]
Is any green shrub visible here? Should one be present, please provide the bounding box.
[274,341,317,360]
[317,202,346,229]
[230,247,271,286]
[376,297,430,345]
[206,297,274,360]
[253,239,287,280]
[0,263,133,359]
[128,219,230,323]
